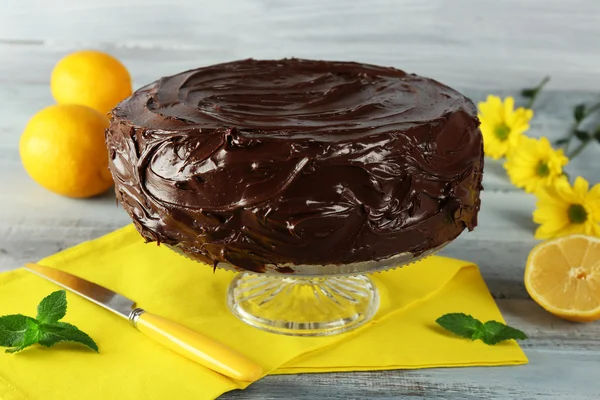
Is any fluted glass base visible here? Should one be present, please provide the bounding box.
[227,273,379,336]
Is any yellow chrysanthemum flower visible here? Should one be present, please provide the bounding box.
[504,136,569,193]
[478,95,534,159]
[533,176,600,239]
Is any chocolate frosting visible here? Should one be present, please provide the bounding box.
[106,59,483,273]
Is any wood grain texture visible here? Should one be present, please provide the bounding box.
[2,0,600,91]
[224,349,600,400]
[1,1,599,398]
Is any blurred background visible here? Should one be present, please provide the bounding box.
[2,0,599,90]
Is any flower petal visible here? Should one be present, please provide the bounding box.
[554,178,577,204]
[478,95,503,121]
[572,176,590,202]
[513,127,531,138]
[590,223,600,238]
[534,218,570,239]
[503,97,515,122]
[483,135,510,159]
[585,183,600,220]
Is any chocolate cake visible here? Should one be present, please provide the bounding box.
[106,59,483,273]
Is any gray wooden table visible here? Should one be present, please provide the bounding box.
[1,1,599,398]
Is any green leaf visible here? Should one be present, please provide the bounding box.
[0,314,33,347]
[574,104,586,122]
[436,313,484,339]
[480,321,528,345]
[6,319,42,354]
[554,138,569,146]
[437,313,527,346]
[594,126,600,143]
[36,290,67,324]
[520,88,535,98]
[39,322,98,352]
[574,130,590,141]
[1,290,98,354]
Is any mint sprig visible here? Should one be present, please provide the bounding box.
[36,289,67,324]
[436,313,527,345]
[0,290,98,353]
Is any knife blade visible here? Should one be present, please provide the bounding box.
[24,263,262,382]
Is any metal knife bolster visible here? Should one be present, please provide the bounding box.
[128,308,146,327]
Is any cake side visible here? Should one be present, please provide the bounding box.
[106,59,483,273]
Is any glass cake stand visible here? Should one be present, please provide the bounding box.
[170,243,447,337]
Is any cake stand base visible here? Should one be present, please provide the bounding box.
[227,273,379,336]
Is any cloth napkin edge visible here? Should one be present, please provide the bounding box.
[271,357,529,375]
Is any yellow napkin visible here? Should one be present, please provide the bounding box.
[0,225,527,400]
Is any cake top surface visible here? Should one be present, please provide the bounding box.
[113,58,476,140]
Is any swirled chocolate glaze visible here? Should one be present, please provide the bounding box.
[106,59,483,273]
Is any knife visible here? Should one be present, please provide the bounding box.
[24,263,262,382]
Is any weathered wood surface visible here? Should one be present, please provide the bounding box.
[1,1,599,399]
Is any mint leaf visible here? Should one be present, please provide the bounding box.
[39,322,98,352]
[1,290,98,354]
[6,319,42,354]
[36,290,67,324]
[0,315,34,347]
[436,313,483,339]
[481,321,528,345]
[437,313,527,346]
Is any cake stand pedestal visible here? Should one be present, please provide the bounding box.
[228,274,379,336]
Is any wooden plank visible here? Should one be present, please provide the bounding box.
[222,349,599,400]
[500,300,600,351]
[0,0,600,90]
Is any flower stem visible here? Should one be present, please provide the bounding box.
[564,101,600,152]
[525,76,550,109]
[568,139,591,159]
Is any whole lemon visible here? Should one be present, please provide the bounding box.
[20,104,113,198]
[51,50,132,114]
